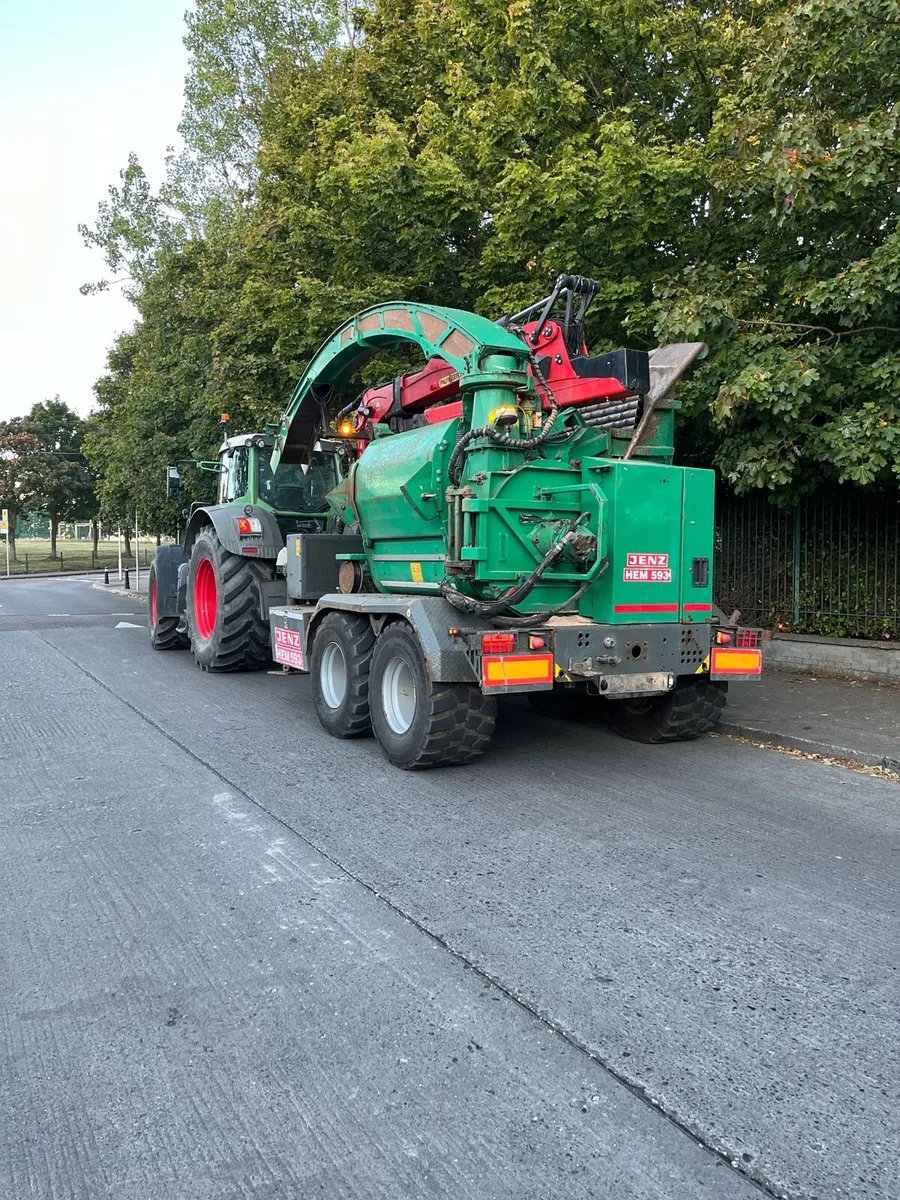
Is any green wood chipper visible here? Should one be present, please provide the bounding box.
[150,275,762,769]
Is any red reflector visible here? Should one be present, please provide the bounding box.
[483,632,515,654]
[528,635,545,650]
[716,631,732,645]
[736,629,761,648]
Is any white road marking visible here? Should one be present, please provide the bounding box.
[115,621,144,629]
[47,613,70,617]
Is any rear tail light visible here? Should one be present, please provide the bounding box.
[236,516,263,535]
[736,629,762,648]
[483,632,515,654]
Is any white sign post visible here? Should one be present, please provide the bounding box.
[117,527,123,581]
[1,509,8,578]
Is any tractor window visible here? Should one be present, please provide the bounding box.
[220,449,249,503]
[258,449,338,513]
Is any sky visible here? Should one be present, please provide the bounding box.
[0,0,191,422]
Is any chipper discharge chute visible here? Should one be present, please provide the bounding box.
[151,274,763,769]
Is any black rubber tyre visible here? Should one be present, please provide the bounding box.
[369,624,497,770]
[605,677,727,743]
[310,612,375,739]
[148,560,188,651]
[187,529,274,672]
[527,688,603,720]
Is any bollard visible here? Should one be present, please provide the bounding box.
[124,568,131,590]
[104,569,110,585]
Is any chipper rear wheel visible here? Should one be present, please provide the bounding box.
[369,624,497,770]
[310,612,375,738]
[604,677,727,743]
[148,560,188,651]
[187,529,273,672]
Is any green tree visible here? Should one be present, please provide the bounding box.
[653,0,900,496]
[17,399,95,557]
[82,0,900,512]
[0,428,44,564]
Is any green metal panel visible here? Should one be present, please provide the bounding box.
[352,421,450,592]
[348,416,718,622]
[679,469,715,621]
[581,462,685,624]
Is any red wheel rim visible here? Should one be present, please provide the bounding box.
[193,557,217,640]
[150,577,157,628]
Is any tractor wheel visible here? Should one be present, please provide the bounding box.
[148,560,188,651]
[187,529,273,672]
[369,624,497,770]
[310,612,375,739]
[604,677,727,744]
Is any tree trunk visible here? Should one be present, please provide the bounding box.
[124,529,132,557]
[5,513,17,564]
[49,514,59,559]
[92,519,100,555]
[156,532,161,547]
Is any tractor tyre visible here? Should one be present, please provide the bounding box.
[148,560,188,651]
[604,677,727,744]
[369,624,497,770]
[527,688,602,721]
[310,612,375,739]
[187,529,273,672]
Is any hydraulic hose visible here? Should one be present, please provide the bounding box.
[492,568,606,627]
[447,347,575,485]
[440,513,589,618]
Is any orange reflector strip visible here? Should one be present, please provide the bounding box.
[711,647,762,675]
[482,654,554,688]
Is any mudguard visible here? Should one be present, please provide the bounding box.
[184,504,284,561]
[152,544,188,618]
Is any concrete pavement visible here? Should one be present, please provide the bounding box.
[1,603,898,1199]
[726,670,900,772]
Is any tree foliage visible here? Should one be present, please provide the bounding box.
[0,400,94,559]
[82,0,900,514]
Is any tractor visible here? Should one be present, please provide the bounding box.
[150,275,762,768]
[148,427,344,668]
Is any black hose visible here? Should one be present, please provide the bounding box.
[447,351,573,484]
[492,568,605,626]
[440,514,589,618]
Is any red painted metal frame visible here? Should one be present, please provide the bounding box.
[352,319,634,436]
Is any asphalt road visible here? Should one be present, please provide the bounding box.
[1,578,898,1200]
[0,574,146,627]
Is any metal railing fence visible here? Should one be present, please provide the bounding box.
[715,486,900,639]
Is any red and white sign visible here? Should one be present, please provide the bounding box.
[623,567,672,582]
[274,626,304,669]
[626,553,669,567]
[623,552,671,583]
